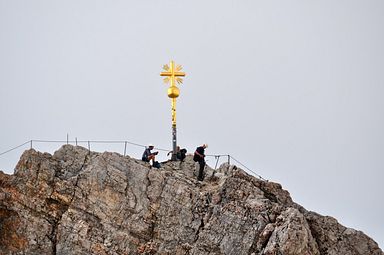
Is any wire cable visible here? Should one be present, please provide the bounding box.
[229,156,268,181]
[0,141,31,156]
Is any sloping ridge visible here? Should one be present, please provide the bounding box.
[0,145,382,255]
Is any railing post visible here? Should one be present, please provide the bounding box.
[88,141,91,154]
[228,155,230,165]
[75,137,78,146]
[124,141,127,156]
[214,155,220,169]
[30,140,33,149]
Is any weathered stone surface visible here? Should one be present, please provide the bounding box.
[0,145,382,255]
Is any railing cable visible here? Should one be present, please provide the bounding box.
[1,140,267,181]
[0,141,31,156]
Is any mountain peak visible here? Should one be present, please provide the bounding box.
[0,145,382,254]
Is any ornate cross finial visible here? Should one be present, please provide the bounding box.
[160,60,186,89]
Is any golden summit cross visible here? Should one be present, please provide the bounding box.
[160,60,186,88]
[160,60,186,161]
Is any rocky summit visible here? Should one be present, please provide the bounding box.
[0,145,382,255]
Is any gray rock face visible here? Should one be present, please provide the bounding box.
[0,145,382,255]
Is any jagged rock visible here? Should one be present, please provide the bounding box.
[0,145,382,255]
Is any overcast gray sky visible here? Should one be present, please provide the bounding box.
[1,0,383,248]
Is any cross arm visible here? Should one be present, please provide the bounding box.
[160,72,186,77]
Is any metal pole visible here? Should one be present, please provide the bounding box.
[172,124,177,161]
[171,98,177,161]
[67,134,69,144]
[75,137,78,146]
[30,140,33,149]
[124,141,127,156]
[88,141,90,154]
[228,155,230,165]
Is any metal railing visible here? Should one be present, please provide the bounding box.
[0,139,267,181]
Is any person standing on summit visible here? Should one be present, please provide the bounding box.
[193,144,208,181]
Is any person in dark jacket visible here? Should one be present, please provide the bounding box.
[142,144,158,166]
[177,148,187,161]
[168,146,187,161]
[193,144,208,181]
